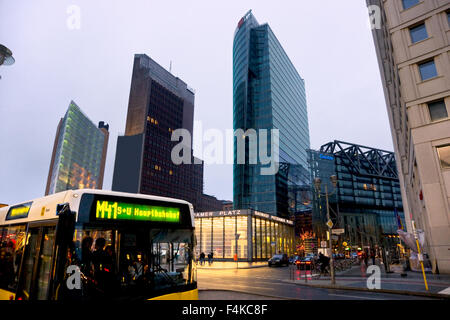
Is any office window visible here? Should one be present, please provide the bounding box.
[428,100,448,122]
[402,0,419,10]
[418,60,438,81]
[437,145,450,169]
[447,11,450,27]
[409,23,428,43]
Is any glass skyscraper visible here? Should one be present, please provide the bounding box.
[45,101,109,195]
[233,10,310,217]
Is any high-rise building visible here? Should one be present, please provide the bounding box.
[112,54,221,211]
[308,141,405,256]
[233,10,310,217]
[367,0,450,273]
[45,101,109,195]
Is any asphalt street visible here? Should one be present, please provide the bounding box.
[197,266,436,300]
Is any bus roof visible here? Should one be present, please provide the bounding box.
[0,189,194,226]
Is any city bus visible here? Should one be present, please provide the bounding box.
[0,189,197,300]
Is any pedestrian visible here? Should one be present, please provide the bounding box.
[209,252,214,265]
[363,250,369,267]
[318,252,330,275]
[207,252,212,265]
[370,250,376,266]
[200,252,205,265]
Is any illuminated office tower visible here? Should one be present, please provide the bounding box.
[367,0,450,273]
[45,101,109,195]
[112,54,223,211]
[233,10,311,217]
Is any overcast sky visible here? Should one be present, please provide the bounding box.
[0,0,392,205]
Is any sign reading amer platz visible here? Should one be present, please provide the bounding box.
[194,209,294,226]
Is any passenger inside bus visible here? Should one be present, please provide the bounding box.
[67,228,193,299]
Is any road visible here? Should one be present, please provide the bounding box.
[197,266,434,300]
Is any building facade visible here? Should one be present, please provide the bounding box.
[308,141,406,256]
[233,10,310,217]
[112,54,222,211]
[45,101,109,195]
[367,0,450,273]
[194,209,294,262]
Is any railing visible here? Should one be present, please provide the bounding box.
[289,257,358,282]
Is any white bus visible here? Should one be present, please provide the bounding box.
[0,189,197,300]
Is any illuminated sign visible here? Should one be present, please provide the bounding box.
[95,200,180,223]
[319,154,334,161]
[6,202,32,220]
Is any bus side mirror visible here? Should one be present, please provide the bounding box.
[56,203,71,216]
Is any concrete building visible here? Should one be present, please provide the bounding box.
[367,0,450,273]
[45,101,109,195]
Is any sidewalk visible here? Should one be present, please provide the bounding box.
[196,261,267,269]
[287,263,450,299]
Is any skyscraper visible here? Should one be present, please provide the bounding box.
[45,101,109,195]
[367,0,450,273]
[112,54,223,211]
[233,10,311,217]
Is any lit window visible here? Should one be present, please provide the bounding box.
[402,0,419,10]
[418,60,438,81]
[437,145,450,169]
[428,100,448,122]
[409,23,428,43]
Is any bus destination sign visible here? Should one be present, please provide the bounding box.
[95,200,180,223]
[6,202,33,220]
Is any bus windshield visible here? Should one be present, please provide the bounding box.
[63,225,196,300]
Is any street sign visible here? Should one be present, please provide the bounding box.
[342,241,348,247]
[320,241,327,248]
[332,228,345,235]
[326,220,333,228]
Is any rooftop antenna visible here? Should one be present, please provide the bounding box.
[169,60,172,73]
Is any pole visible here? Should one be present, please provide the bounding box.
[412,220,428,291]
[325,185,335,285]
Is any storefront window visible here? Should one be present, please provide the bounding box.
[236,216,247,259]
[262,220,267,258]
[224,217,235,259]
[194,220,201,258]
[212,217,223,258]
[201,218,212,256]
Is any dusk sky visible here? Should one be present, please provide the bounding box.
[0,0,392,205]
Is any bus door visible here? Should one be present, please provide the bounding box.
[16,225,56,300]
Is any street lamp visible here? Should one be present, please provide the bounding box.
[314,175,337,285]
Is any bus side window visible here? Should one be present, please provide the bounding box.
[0,224,26,294]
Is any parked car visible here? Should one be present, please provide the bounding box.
[268,254,289,267]
[289,255,300,265]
